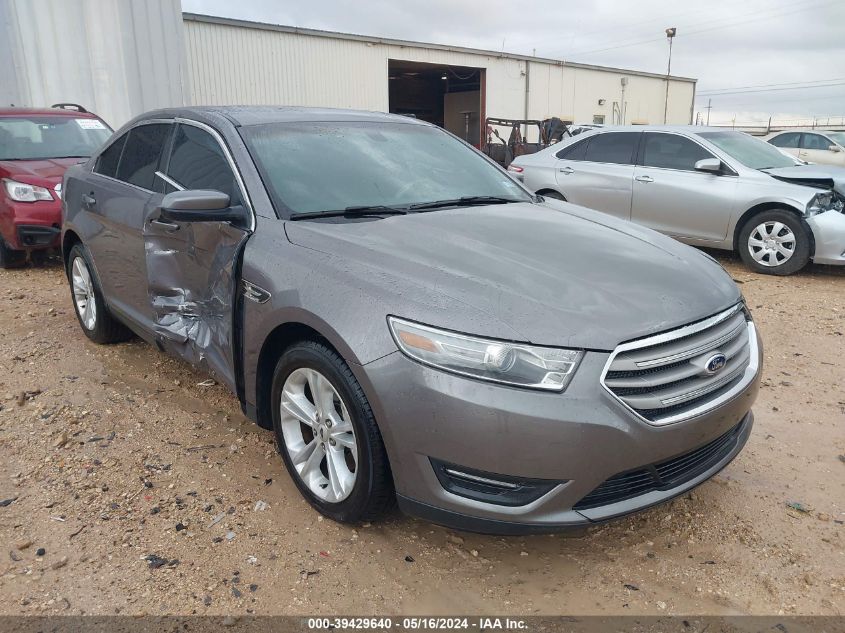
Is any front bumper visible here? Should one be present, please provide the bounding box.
[357,342,760,534]
[0,199,62,250]
[808,209,845,265]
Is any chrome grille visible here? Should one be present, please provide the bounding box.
[601,304,758,426]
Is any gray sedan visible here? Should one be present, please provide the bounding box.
[61,108,760,533]
[511,126,845,275]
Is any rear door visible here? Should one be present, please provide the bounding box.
[84,122,172,330]
[631,132,737,241]
[767,132,801,160]
[554,131,638,219]
[142,120,252,392]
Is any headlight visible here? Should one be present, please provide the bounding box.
[3,179,53,202]
[806,191,844,217]
[388,317,582,391]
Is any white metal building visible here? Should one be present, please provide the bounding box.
[2,0,696,141]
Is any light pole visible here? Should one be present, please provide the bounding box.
[663,27,676,124]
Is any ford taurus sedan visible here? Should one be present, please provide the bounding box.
[61,107,761,533]
[511,126,845,275]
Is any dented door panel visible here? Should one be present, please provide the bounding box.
[144,216,249,392]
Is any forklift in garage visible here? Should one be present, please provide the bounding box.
[482,116,572,167]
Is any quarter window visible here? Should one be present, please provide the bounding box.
[640,133,714,171]
[166,124,240,203]
[94,133,128,179]
[583,132,639,165]
[555,138,588,161]
[116,124,172,190]
[769,133,800,148]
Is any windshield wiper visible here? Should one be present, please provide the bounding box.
[289,205,409,220]
[409,195,523,210]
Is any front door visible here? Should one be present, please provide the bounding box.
[142,122,252,392]
[631,132,737,241]
[799,132,845,166]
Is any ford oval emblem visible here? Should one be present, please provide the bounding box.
[705,353,727,375]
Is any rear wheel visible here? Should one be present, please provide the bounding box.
[66,243,132,343]
[0,238,27,269]
[738,209,810,275]
[271,340,394,523]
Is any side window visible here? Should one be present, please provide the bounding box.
[801,133,829,150]
[116,123,172,190]
[640,133,714,171]
[166,124,240,203]
[555,138,588,161]
[583,132,639,165]
[94,133,128,178]
[769,133,800,148]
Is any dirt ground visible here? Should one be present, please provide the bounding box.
[0,252,842,617]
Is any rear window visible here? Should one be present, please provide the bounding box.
[583,132,639,165]
[116,124,171,190]
[768,133,800,148]
[95,133,127,178]
[0,116,111,160]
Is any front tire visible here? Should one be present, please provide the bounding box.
[66,243,132,344]
[738,209,811,275]
[0,238,27,269]
[271,340,394,523]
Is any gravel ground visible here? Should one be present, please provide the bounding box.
[0,252,842,616]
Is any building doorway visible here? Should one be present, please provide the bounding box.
[388,60,484,147]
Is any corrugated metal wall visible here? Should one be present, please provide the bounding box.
[0,0,188,128]
[183,16,695,125]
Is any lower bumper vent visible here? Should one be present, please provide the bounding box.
[573,421,745,511]
[430,459,562,507]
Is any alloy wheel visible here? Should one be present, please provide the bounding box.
[747,221,796,267]
[279,368,358,502]
[71,256,97,330]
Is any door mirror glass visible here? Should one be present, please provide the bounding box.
[694,158,722,173]
[160,189,242,223]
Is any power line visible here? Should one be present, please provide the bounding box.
[699,81,845,96]
[698,77,845,93]
[549,0,837,59]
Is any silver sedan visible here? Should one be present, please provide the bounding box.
[511,126,845,275]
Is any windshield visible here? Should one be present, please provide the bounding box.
[242,121,531,215]
[826,131,845,146]
[0,116,111,161]
[697,131,795,170]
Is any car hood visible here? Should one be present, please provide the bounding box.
[285,202,741,350]
[0,158,87,184]
[762,165,845,195]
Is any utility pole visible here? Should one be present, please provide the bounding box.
[663,27,676,124]
[705,98,712,125]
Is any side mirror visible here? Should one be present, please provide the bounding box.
[829,145,841,153]
[694,158,723,174]
[160,190,243,223]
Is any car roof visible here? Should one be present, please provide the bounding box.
[137,105,429,128]
[578,125,731,134]
[0,107,101,118]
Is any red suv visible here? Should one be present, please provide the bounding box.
[1,104,111,267]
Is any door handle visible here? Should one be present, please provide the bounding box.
[81,193,96,209]
[150,218,180,232]
[559,166,574,175]
[635,175,654,183]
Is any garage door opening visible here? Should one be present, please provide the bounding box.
[388,60,485,147]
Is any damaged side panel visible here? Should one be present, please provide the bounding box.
[145,220,249,392]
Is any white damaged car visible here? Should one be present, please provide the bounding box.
[511,126,845,275]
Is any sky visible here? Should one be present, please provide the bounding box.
[182,0,845,126]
